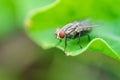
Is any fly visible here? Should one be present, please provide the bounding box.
[55,18,98,52]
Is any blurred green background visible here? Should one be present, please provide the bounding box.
[0,0,120,80]
[0,0,55,80]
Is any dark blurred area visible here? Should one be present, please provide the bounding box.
[0,0,55,80]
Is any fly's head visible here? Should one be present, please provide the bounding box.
[55,28,65,40]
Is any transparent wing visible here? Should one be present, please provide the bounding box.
[79,18,101,28]
[76,20,100,32]
[79,18,91,25]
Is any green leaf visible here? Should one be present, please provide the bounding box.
[25,0,120,60]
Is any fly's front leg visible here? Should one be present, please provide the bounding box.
[78,32,82,48]
[64,36,68,52]
[87,34,91,42]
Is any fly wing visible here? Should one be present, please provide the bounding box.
[60,19,99,34]
[78,18,99,27]
[79,18,91,26]
[75,21,99,32]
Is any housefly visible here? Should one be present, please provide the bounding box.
[55,18,98,52]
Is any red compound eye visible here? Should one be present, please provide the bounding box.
[59,31,65,39]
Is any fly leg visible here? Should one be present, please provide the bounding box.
[87,34,91,42]
[64,36,68,52]
[78,32,82,48]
